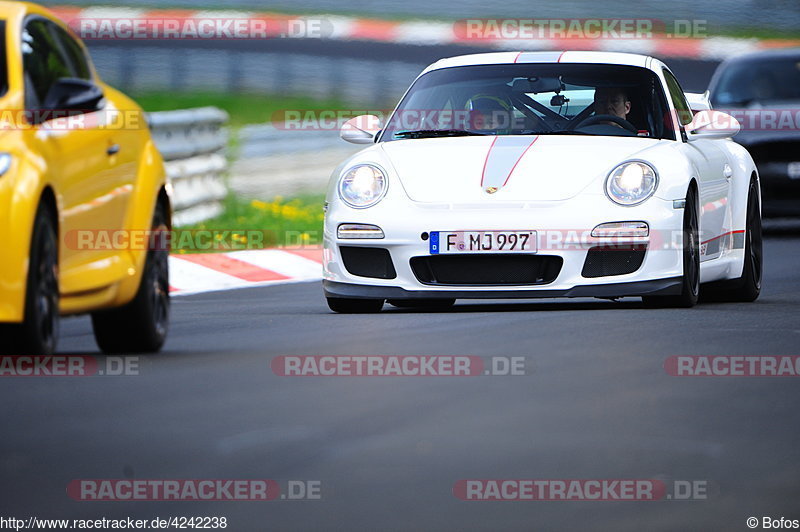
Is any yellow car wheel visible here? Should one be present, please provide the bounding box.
[90,202,170,353]
[0,204,60,355]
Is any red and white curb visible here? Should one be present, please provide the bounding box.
[49,5,800,61]
[168,248,322,295]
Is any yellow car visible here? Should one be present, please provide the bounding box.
[0,2,171,355]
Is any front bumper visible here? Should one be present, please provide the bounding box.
[324,277,683,300]
[323,195,685,299]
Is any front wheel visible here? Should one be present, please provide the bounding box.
[0,204,60,355]
[701,178,762,303]
[327,297,384,314]
[91,201,170,353]
[643,187,700,309]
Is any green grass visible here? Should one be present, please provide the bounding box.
[174,193,325,253]
[705,26,800,41]
[131,91,355,127]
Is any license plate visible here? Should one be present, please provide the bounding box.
[788,162,800,180]
[430,231,537,254]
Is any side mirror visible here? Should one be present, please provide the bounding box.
[340,114,382,144]
[687,110,740,140]
[685,90,712,114]
[41,78,105,116]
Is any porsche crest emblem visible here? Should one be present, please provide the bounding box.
[485,186,499,194]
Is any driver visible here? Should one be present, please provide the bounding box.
[593,87,631,126]
[464,93,515,133]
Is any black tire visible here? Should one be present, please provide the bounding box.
[643,187,700,309]
[700,178,762,303]
[0,204,60,355]
[387,298,456,310]
[327,297,384,314]
[91,201,170,353]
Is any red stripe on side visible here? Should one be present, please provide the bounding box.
[502,136,540,187]
[513,51,524,63]
[480,137,499,187]
[557,51,567,62]
[177,254,290,282]
[701,230,746,245]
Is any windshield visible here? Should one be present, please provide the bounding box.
[380,63,674,141]
[0,21,7,98]
[711,56,800,106]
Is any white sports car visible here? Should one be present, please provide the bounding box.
[323,51,762,312]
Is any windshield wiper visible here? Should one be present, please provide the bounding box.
[520,130,590,135]
[393,129,488,139]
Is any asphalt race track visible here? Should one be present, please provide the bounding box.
[0,43,796,531]
[1,236,798,531]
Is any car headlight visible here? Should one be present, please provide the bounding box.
[338,164,388,208]
[0,153,11,177]
[605,161,658,206]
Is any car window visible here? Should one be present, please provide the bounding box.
[50,23,92,80]
[22,19,72,109]
[711,57,800,106]
[662,69,693,127]
[0,21,7,97]
[381,63,674,141]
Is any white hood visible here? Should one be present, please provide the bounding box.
[380,135,665,202]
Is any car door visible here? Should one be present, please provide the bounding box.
[21,17,131,294]
[663,69,731,260]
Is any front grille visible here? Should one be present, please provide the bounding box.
[410,254,562,286]
[581,245,647,278]
[340,246,397,279]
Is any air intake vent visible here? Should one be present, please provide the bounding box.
[410,254,562,286]
[581,245,647,278]
[340,246,397,279]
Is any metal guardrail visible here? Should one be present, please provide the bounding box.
[147,107,229,226]
[238,124,343,158]
[228,123,362,199]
